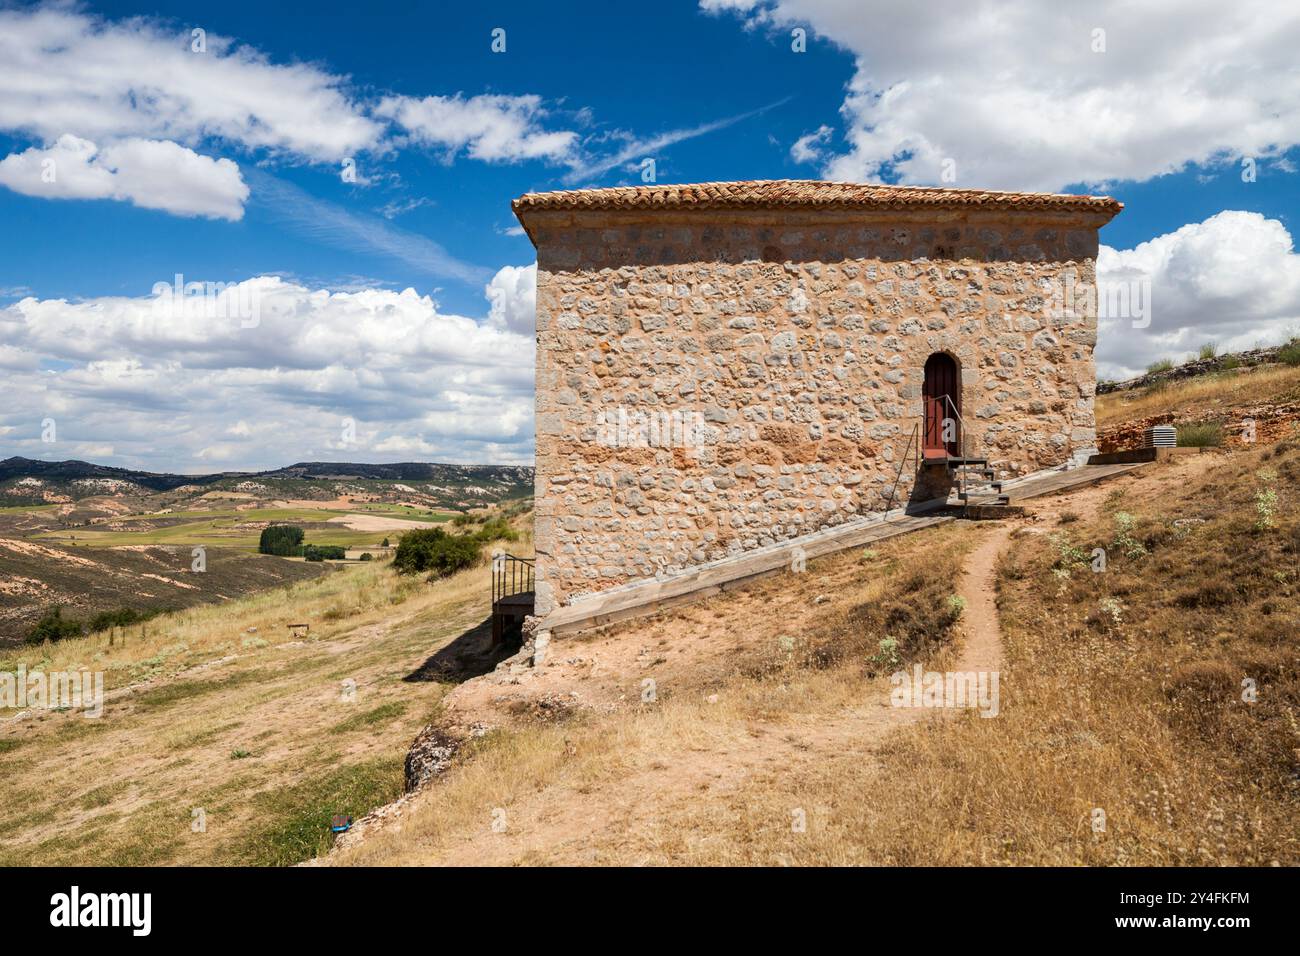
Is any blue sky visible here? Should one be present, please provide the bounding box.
[1,0,1299,471]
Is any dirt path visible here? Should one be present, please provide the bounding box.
[333,457,1227,865]
[952,524,1011,674]
[333,522,1028,866]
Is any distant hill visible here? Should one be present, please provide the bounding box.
[0,457,535,504]
[0,456,220,491]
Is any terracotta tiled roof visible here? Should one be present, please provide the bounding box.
[512,179,1122,217]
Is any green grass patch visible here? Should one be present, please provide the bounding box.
[79,780,130,810]
[1177,421,1224,447]
[231,756,404,865]
[132,668,267,710]
[330,701,408,734]
[168,721,242,752]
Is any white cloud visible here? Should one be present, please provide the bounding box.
[0,7,381,164]
[705,0,1300,190]
[0,273,536,470]
[1097,211,1300,379]
[485,264,537,335]
[790,124,832,164]
[0,134,248,220]
[376,94,578,163]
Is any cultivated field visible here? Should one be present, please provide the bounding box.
[0,460,527,645]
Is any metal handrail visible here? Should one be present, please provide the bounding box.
[938,392,971,498]
[491,553,535,604]
[884,422,920,513]
[920,392,975,499]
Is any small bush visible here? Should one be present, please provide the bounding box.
[1112,511,1148,559]
[1197,342,1218,361]
[303,544,346,562]
[1255,488,1278,530]
[1277,337,1300,366]
[392,528,483,577]
[260,525,304,556]
[87,606,159,633]
[868,637,901,671]
[27,606,83,644]
[1146,358,1174,374]
[470,516,518,544]
[1176,421,1223,447]
[359,552,374,561]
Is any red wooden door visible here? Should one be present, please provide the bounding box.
[922,353,960,459]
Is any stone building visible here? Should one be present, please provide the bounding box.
[513,180,1122,617]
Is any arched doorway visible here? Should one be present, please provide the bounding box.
[922,352,961,460]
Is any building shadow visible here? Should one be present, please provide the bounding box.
[907,463,956,513]
[402,616,520,685]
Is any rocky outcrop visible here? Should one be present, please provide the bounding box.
[1097,346,1285,394]
[1098,401,1300,452]
[403,724,460,793]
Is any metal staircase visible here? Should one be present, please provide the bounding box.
[927,395,1018,519]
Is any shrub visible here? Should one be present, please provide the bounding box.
[28,606,83,644]
[392,528,483,577]
[1176,421,1223,447]
[87,606,158,633]
[303,544,346,562]
[259,525,304,556]
[1197,342,1218,361]
[1255,488,1278,530]
[1146,358,1174,374]
[359,552,374,561]
[1277,337,1300,366]
[470,516,518,544]
[1112,511,1148,559]
[868,637,901,671]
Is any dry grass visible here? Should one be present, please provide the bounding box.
[326,526,979,866]
[330,448,1298,867]
[813,444,1300,865]
[0,522,533,866]
[1096,363,1300,427]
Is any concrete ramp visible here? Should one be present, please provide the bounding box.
[540,460,1150,638]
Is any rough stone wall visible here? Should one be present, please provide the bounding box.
[530,207,1104,615]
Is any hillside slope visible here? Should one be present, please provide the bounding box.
[0,539,330,646]
[0,556,500,864]
[1097,361,1300,450]
[318,425,1297,865]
